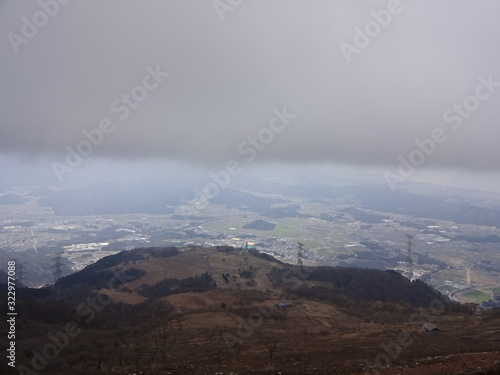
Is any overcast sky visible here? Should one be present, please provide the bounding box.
[1,1,499,191]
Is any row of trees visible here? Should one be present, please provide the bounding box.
[269,265,445,307]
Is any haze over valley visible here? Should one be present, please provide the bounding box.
[2,173,500,310]
[1,1,500,374]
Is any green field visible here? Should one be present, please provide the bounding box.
[462,290,491,304]
[270,219,309,238]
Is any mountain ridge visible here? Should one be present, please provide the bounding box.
[3,246,499,375]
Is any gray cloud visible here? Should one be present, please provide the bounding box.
[1,0,499,187]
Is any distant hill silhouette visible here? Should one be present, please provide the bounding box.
[235,182,500,227]
[357,186,500,228]
[243,219,276,231]
[27,187,54,197]
[38,183,193,215]
[210,188,287,210]
[0,193,27,205]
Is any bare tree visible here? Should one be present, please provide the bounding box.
[143,340,158,366]
[259,333,280,365]
[153,325,177,369]
[93,341,106,371]
[113,336,131,368]
[131,341,148,372]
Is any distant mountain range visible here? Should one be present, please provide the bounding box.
[12,180,496,227]
[37,183,193,215]
[241,182,500,227]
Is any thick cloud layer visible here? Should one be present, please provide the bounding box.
[1,1,499,185]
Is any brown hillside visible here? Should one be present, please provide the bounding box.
[5,246,500,375]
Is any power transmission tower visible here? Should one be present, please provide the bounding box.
[51,253,65,300]
[405,234,415,280]
[52,253,64,282]
[297,241,305,267]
